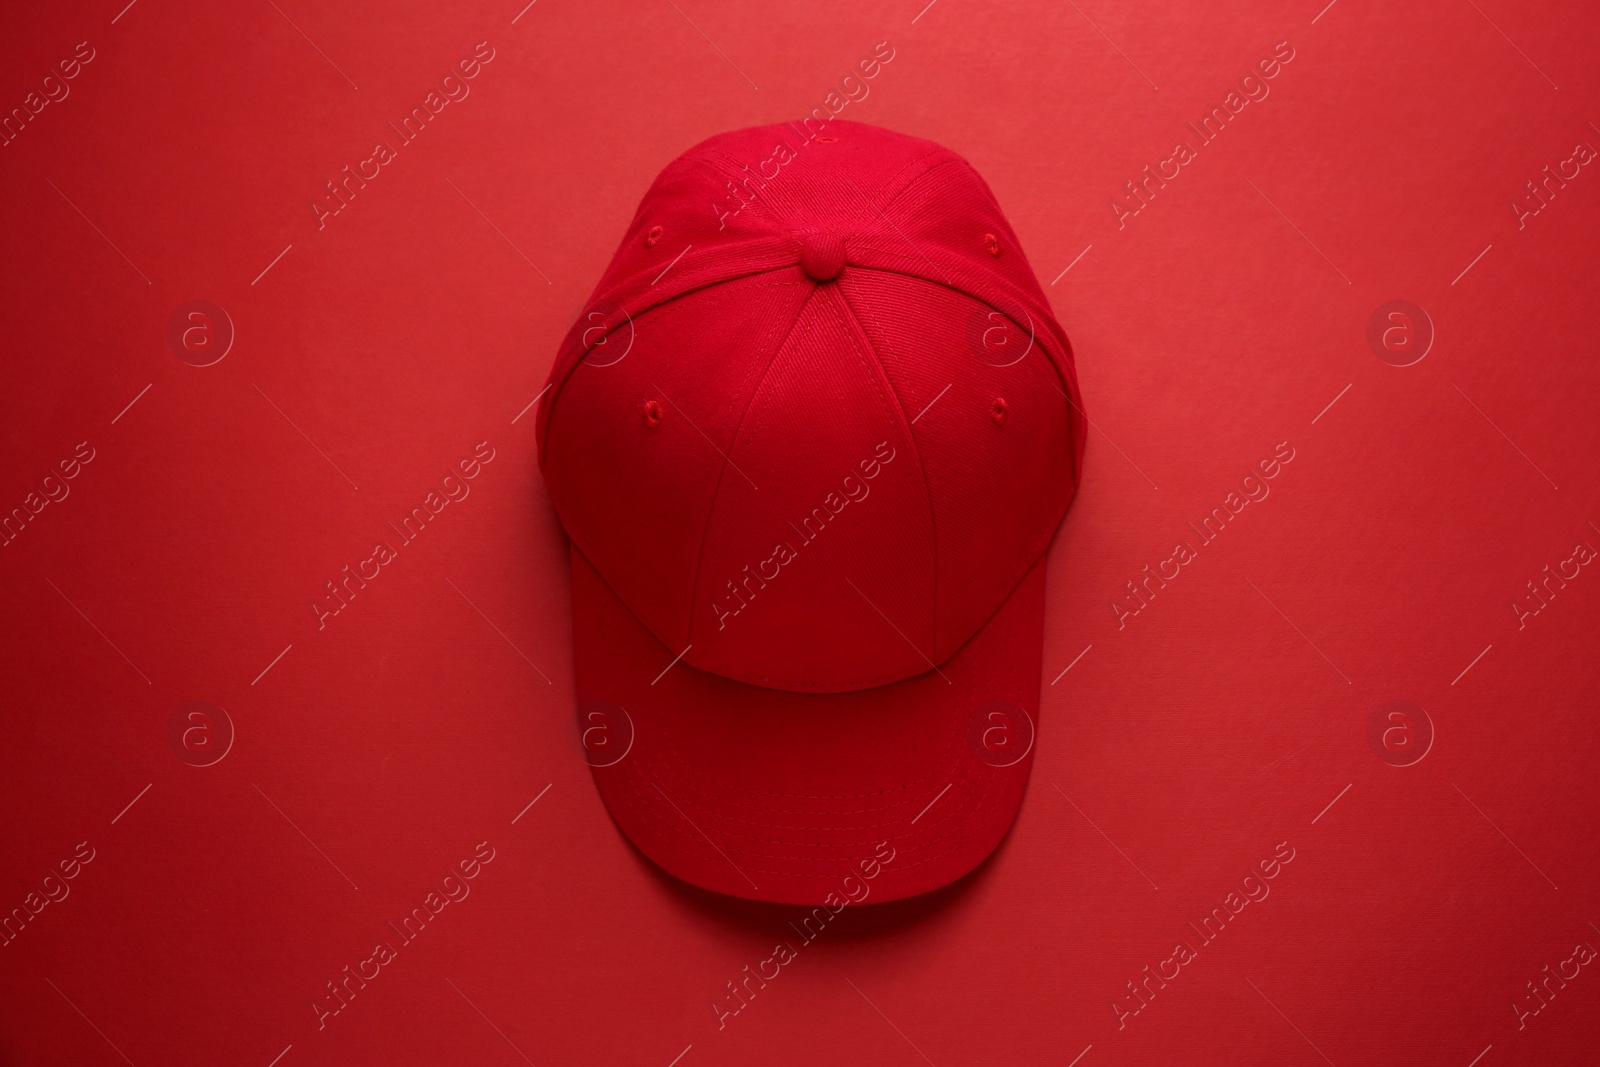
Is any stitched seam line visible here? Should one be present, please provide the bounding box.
[682,283,820,649]
[834,280,942,659]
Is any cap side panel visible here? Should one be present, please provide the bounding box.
[544,275,817,652]
[839,270,1077,659]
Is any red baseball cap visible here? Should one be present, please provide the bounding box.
[537,120,1085,905]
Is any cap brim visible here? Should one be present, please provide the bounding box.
[569,543,1047,905]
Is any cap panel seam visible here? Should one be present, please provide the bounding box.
[852,145,960,220]
[539,259,799,463]
[873,153,971,223]
[552,280,812,651]
[702,145,799,229]
[845,155,1087,487]
[831,279,942,660]
[699,282,937,691]
[837,263,1082,495]
[682,283,822,652]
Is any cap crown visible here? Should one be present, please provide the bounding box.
[540,121,1084,692]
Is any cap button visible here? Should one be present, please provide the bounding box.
[800,231,846,282]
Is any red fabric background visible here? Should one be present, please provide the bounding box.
[2,0,1598,1065]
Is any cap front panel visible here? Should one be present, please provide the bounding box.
[686,283,937,691]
